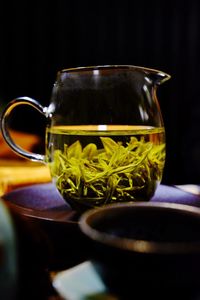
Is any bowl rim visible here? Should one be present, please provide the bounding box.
[79,202,200,254]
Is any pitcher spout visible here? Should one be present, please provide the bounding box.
[148,69,171,85]
[156,71,171,85]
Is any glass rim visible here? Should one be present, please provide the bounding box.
[58,64,171,81]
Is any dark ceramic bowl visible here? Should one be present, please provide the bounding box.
[79,202,200,299]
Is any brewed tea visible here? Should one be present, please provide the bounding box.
[46,125,165,209]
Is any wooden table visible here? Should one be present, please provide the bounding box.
[0,159,51,196]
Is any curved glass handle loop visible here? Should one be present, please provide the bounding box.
[1,96,48,162]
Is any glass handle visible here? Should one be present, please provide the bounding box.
[0,96,48,162]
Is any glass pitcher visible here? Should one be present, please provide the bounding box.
[0,65,171,211]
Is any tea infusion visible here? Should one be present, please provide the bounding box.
[46,125,165,208]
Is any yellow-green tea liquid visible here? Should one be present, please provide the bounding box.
[46,125,165,209]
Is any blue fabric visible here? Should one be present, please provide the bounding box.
[152,184,200,207]
[2,183,200,211]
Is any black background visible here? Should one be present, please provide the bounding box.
[0,0,199,185]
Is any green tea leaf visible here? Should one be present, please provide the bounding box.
[67,140,82,158]
[82,143,97,159]
[100,137,119,155]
